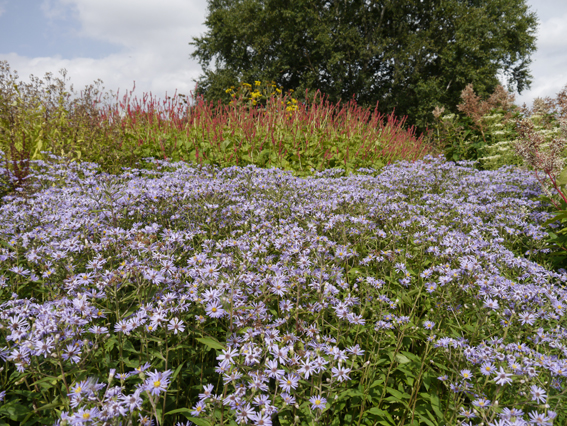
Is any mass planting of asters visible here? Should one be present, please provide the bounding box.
[0,153,565,425]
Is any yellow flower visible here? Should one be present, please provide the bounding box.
[255,80,261,86]
[225,88,232,93]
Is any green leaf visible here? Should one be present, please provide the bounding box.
[386,387,411,401]
[186,417,211,426]
[122,339,137,353]
[370,379,384,389]
[104,336,118,352]
[336,389,365,400]
[415,414,435,426]
[171,362,185,383]
[0,400,29,421]
[149,349,167,362]
[365,407,395,422]
[196,337,225,351]
[123,357,140,369]
[395,354,410,364]
[399,351,420,362]
[35,402,61,416]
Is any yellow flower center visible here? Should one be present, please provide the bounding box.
[154,380,161,388]
[315,399,321,405]
[75,387,82,393]
[83,413,90,419]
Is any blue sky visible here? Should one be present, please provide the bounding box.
[1,0,566,114]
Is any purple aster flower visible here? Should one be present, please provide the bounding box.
[528,411,552,426]
[472,398,490,408]
[530,385,547,404]
[280,392,296,405]
[309,395,327,411]
[460,369,473,380]
[199,384,214,401]
[217,348,239,367]
[423,320,435,330]
[278,373,299,392]
[120,389,143,411]
[143,369,173,396]
[206,301,226,318]
[167,317,185,334]
[458,407,476,419]
[61,344,82,364]
[138,414,154,426]
[480,363,495,376]
[191,401,206,417]
[73,407,100,423]
[331,365,352,382]
[265,359,285,379]
[298,359,316,379]
[493,367,513,386]
[346,344,365,356]
[250,411,272,426]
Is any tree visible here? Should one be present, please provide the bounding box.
[188,0,538,133]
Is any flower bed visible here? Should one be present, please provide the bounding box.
[0,153,565,426]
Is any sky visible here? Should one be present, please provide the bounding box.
[1,0,566,116]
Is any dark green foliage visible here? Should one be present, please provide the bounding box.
[189,0,539,133]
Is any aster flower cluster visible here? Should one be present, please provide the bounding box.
[0,152,565,425]
[54,367,173,425]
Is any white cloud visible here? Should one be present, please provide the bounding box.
[534,12,567,52]
[59,0,207,48]
[3,0,211,112]
[2,0,567,114]
[41,0,73,21]
[513,10,567,109]
[3,51,202,108]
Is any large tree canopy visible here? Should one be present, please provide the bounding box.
[189,0,538,132]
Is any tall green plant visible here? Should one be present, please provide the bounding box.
[98,81,431,178]
[514,116,567,269]
[430,84,523,167]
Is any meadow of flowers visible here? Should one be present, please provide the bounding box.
[0,147,566,426]
[2,59,567,425]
